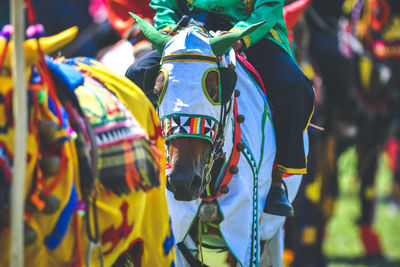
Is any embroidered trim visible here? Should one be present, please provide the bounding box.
[161,115,219,143]
[202,68,221,105]
[241,141,259,266]
[270,29,282,44]
[245,0,254,16]
[187,0,194,7]
[162,25,174,33]
[277,164,307,175]
[303,103,314,134]
[187,25,212,37]
[242,35,251,48]
[161,54,218,64]
[229,27,242,33]
[230,28,251,48]
[157,68,169,105]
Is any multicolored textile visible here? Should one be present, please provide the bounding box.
[76,76,147,147]
[0,28,174,267]
[357,0,400,59]
[161,115,218,143]
[157,28,223,145]
[71,73,160,194]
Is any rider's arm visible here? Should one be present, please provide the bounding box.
[231,0,286,49]
[150,0,188,31]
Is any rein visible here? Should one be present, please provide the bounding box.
[201,97,242,201]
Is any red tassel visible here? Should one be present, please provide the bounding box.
[25,0,36,24]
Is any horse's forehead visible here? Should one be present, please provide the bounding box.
[164,28,214,56]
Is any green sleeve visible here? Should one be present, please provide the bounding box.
[233,0,286,47]
[149,0,188,30]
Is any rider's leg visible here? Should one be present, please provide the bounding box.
[244,38,315,217]
[125,50,162,92]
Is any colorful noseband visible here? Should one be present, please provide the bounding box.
[161,115,219,143]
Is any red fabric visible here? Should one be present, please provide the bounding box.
[385,137,400,171]
[25,0,36,24]
[236,53,267,96]
[359,224,383,255]
[371,0,391,31]
[283,0,312,31]
[104,0,155,37]
[101,202,134,255]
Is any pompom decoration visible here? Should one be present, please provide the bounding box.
[26,24,45,39]
[1,24,14,40]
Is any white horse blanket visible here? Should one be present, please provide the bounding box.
[165,45,309,266]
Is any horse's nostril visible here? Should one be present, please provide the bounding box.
[191,174,202,189]
[166,175,175,193]
[168,173,203,200]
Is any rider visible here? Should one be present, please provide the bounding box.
[126,0,315,217]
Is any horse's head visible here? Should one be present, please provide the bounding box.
[131,14,263,200]
[0,27,78,240]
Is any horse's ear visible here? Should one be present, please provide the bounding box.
[219,67,237,105]
[143,64,161,107]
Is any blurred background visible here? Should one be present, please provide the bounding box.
[1,0,399,266]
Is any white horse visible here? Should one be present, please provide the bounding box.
[131,14,308,267]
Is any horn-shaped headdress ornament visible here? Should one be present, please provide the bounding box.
[129,12,266,56]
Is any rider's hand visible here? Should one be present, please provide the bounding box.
[232,40,243,52]
[214,31,243,52]
[159,29,171,34]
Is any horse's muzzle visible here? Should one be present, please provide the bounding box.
[167,172,203,201]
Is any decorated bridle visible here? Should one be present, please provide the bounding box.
[155,47,239,200]
[130,13,264,200]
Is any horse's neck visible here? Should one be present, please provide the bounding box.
[234,60,272,163]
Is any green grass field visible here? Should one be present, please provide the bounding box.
[323,147,400,267]
[203,147,400,267]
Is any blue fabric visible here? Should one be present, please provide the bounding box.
[30,69,42,84]
[63,57,100,67]
[46,56,84,95]
[163,220,175,255]
[47,97,58,118]
[45,186,78,250]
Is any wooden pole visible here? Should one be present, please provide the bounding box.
[10,0,27,266]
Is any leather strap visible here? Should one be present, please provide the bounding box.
[202,98,241,201]
[177,242,208,267]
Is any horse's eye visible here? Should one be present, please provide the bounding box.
[204,70,219,103]
[208,86,219,102]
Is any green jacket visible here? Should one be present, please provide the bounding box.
[149,0,292,55]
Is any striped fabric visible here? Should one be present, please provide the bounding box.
[161,115,219,143]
